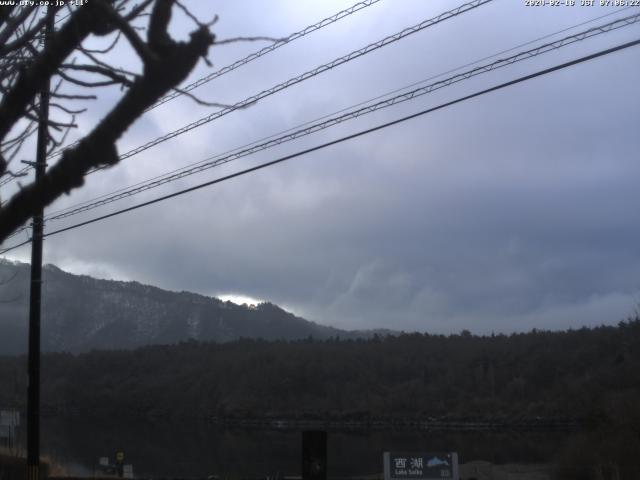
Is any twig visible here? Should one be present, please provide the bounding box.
[171,86,235,108]
[60,63,136,86]
[50,92,97,100]
[50,102,87,115]
[80,31,122,54]
[57,69,126,88]
[95,0,158,63]
[175,1,218,28]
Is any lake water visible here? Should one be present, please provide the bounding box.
[27,418,575,477]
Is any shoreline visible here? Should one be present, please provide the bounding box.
[205,417,583,432]
[30,410,586,432]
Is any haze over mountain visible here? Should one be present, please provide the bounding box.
[0,259,370,354]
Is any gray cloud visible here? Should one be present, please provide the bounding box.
[5,0,640,334]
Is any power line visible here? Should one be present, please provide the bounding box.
[42,0,384,161]
[31,3,632,201]
[2,36,638,255]
[0,166,30,187]
[6,0,493,214]
[89,0,494,168]
[5,8,636,241]
[3,0,493,234]
[3,0,385,183]
[4,4,635,239]
[40,5,634,220]
[148,0,384,111]
[23,11,640,229]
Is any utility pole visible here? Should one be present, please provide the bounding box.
[26,9,53,480]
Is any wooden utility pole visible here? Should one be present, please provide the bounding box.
[26,10,53,480]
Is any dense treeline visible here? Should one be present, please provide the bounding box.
[1,319,639,428]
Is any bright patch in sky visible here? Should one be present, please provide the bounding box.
[217,294,263,307]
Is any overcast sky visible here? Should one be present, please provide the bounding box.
[3,0,640,333]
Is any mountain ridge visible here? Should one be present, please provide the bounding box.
[0,258,380,354]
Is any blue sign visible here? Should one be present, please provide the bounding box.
[383,452,458,480]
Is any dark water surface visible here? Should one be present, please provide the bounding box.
[30,418,575,477]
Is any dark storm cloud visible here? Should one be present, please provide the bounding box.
[6,0,640,333]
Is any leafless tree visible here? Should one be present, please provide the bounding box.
[0,0,216,243]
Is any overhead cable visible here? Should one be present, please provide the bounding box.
[2,36,638,254]
[32,12,640,226]
[148,0,384,111]
[34,6,637,222]
[90,0,494,166]
[6,0,385,182]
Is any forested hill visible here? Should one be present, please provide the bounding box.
[0,259,355,354]
[1,320,639,427]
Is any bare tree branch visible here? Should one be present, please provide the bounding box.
[122,0,155,22]
[0,0,214,242]
[0,4,97,151]
[50,92,97,100]
[80,31,122,54]
[46,115,76,155]
[73,50,139,79]
[171,85,234,108]
[0,6,36,47]
[57,68,130,88]
[95,1,158,63]
[50,102,87,115]
[174,1,218,29]
[0,8,56,56]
